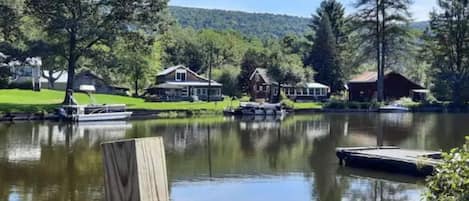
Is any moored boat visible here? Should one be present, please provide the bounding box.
[58,85,132,122]
[224,102,287,116]
[60,104,132,122]
[379,104,410,112]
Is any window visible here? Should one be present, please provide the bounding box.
[320,88,325,96]
[297,88,302,95]
[289,88,295,95]
[309,88,314,96]
[175,70,186,81]
[257,85,264,91]
[303,88,308,95]
[314,88,320,96]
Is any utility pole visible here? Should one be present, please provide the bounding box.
[207,43,213,103]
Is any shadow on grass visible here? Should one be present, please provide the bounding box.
[0,103,60,114]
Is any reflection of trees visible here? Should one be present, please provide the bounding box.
[345,180,415,201]
[309,114,349,201]
[0,122,130,201]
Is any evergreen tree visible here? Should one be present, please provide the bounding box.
[310,0,346,44]
[428,0,469,104]
[354,0,412,102]
[308,0,346,93]
[310,15,343,93]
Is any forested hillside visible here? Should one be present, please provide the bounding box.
[169,6,311,39]
[170,6,429,39]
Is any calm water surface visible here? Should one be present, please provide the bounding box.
[0,113,468,201]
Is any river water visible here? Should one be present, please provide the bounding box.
[0,113,468,201]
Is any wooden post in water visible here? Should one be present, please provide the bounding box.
[102,137,169,201]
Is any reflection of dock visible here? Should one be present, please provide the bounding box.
[336,147,441,176]
[337,166,425,184]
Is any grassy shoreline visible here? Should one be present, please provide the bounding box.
[0,89,322,114]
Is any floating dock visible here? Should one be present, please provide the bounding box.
[336,146,442,177]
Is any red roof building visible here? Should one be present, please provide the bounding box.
[348,71,426,102]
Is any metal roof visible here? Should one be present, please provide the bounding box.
[153,81,223,89]
[249,68,272,84]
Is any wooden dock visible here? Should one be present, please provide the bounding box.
[336,146,442,177]
[102,137,169,201]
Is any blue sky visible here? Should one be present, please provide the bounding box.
[169,0,436,21]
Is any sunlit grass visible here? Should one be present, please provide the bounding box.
[0,89,323,113]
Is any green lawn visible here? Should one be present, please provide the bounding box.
[0,89,322,113]
[291,102,323,109]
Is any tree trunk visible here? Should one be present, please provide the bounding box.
[48,70,55,89]
[63,32,77,105]
[376,0,384,102]
[207,44,213,103]
[378,0,386,102]
[134,76,139,97]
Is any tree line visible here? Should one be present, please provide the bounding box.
[0,0,468,104]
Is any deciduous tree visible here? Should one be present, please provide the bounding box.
[25,0,169,104]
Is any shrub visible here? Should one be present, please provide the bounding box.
[324,101,380,110]
[348,101,361,109]
[423,137,469,201]
[239,96,251,102]
[9,81,33,90]
[279,91,294,109]
[396,97,419,107]
[324,101,347,109]
[0,67,10,89]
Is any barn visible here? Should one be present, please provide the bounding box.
[348,71,426,102]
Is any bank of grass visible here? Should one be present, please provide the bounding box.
[0,89,322,113]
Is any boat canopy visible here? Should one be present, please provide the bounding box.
[80,85,96,92]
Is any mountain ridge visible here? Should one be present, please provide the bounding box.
[169,6,429,39]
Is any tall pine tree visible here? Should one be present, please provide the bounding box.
[310,14,343,92]
[310,0,346,45]
[354,0,412,102]
[429,0,469,104]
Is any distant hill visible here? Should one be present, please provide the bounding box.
[169,6,429,39]
[410,21,430,31]
[169,6,311,39]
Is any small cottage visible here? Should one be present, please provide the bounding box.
[146,65,223,102]
[348,71,427,102]
[249,68,330,102]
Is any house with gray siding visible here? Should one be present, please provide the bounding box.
[146,65,223,102]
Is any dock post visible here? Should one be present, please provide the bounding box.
[102,137,169,201]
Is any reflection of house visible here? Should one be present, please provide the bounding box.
[348,71,427,102]
[73,70,130,95]
[146,65,223,102]
[249,68,330,102]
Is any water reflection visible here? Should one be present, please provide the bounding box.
[0,113,468,201]
[0,122,131,201]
